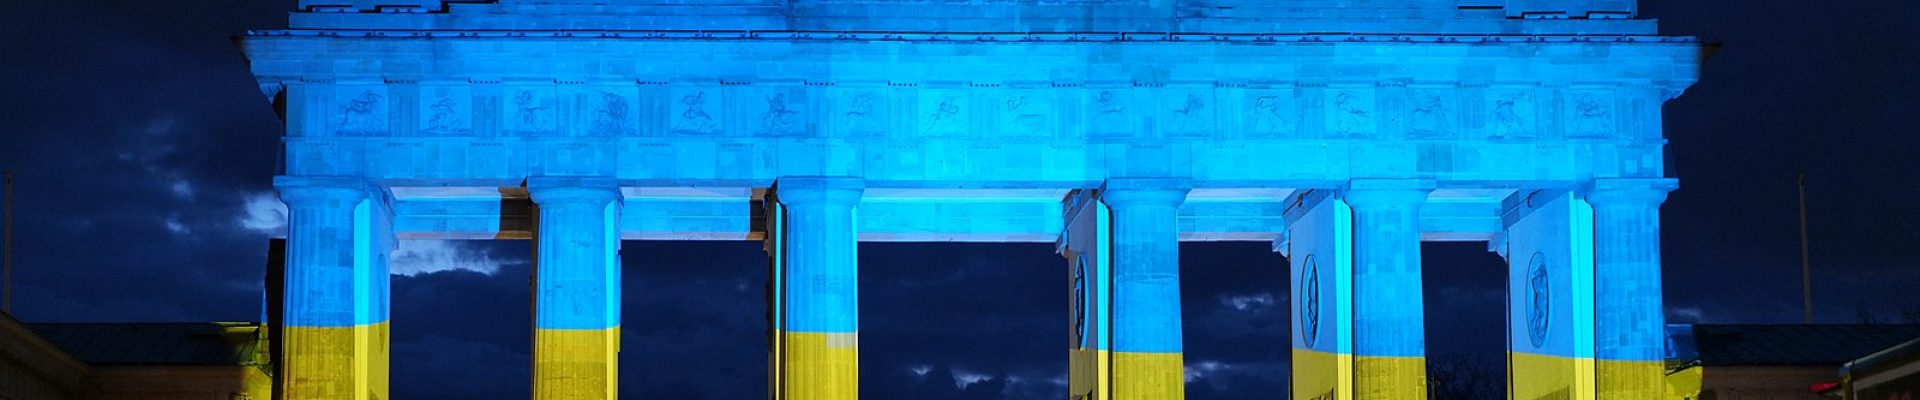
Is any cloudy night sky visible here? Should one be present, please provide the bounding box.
[1,0,1917,398]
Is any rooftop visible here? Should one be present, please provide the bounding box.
[27,322,269,367]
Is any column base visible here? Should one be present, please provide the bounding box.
[1596,359,1665,399]
[1113,352,1184,400]
[1291,348,1352,400]
[778,331,858,399]
[534,326,620,400]
[283,321,389,400]
[1355,356,1427,399]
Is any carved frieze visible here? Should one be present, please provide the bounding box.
[999,88,1055,138]
[918,89,969,137]
[1160,88,1216,138]
[1565,90,1615,139]
[749,87,808,137]
[570,85,635,137]
[1085,88,1133,138]
[1326,89,1377,138]
[1405,89,1455,139]
[1487,89,1537,139]
[419,85,473,135]
[293,80,1654,142]
[669,87,723,135]
[502,85,558,135]
[831,88,888,138]
[333,85,390,136]
[1245,88,1298,138]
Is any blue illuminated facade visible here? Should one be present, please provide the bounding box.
[244,0,1701,398]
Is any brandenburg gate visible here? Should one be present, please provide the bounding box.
[242,0,1701,398]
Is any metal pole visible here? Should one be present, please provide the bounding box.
[1798,172,1813,323]
[4,170,13,315]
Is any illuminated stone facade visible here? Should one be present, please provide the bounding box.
[242,0,1702,398]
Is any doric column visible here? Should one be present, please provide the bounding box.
[528,177,623,400]
[768,177,864,400]
[1585,179,1676,399]
[1344,179,1433,400]
[275,176,392,400]
[1102,179,1189,400]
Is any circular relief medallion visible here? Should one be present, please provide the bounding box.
[1526,252,1551,349]
[1072,253,1090,349]
[1299,254,1321,348]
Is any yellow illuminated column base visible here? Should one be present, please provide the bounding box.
[1507,352,1591,400]
[1111,352,1184,400]
[535,327,620,400]
[283,322,389,400]
[780,332,858,400]
[1596,360,1665,399]
[1356,356,1427,399]
[1290,349,1352,400]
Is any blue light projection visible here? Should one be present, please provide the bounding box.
[243,0,1701,398]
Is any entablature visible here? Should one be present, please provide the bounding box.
[284,0,1656,34]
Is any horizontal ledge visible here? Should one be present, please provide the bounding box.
[247,30,1700,44]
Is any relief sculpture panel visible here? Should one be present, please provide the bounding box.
[752,87,808,137]
[1160,89,1216,138]
[333,85,390,136]
[573,86,635,136]
[1326,89,1377,138]
[1245,88,1298,138]
[669,88,723,135]
[1085,88,1133,138]
[502,86,558,135]
[1487,90,1537,139]
[832,88,888,138]
[418,85,472,135]
[1566,90,1615,139]
[918,89,969,138]
[1000,88,1054,138]
[1405,89,1454,138]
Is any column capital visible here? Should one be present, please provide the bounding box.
[274,176,373,206]
[526,177,621,206]
[1100,178,1191,208]
[1584,178,1677,208]
[1342,179,1435,209]
[774,176,865,207]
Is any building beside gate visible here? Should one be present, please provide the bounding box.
[1664,324,1920,400]
[238,0,1705,398]
[0,312,272,400]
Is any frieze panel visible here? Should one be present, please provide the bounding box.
[669,87,723,135]
[1160,88,1217,138]
[419,84,474,136]
[332,85,391,137]
[998,88,1056,139]
[1244,88,1299,139]
[746,86,810,137]
[830,88,888,138]
[1084,88,1134,139]
[1486,89,1538,139]
[569,85,636,137]
[1326,88,1378,138]
[1405,88,1456,139]
[917,88,970,138]
[502,85,558,135]
[1564,90,1615,139]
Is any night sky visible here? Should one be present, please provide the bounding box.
[2,0,1917,398]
